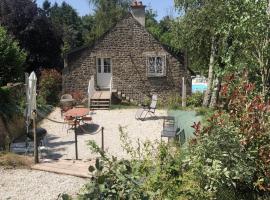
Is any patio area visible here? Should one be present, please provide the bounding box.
[39,108,167,160]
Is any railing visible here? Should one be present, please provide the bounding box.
[88,75,96,108]
[109,77,112,106]
[112,76,151,104]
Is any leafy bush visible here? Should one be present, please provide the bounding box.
[0,26,26,86]
[77,127,209,200]
[0,88,20,120]
[39,69,62,105]
[189,72,270,199]
[187,92,203,107]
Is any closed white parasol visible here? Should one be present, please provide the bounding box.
[27,72,37,120]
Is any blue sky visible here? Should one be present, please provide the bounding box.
[36,0,176,20]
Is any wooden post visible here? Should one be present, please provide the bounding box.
[33,110,38,164]
[101,127,104,151]
[74,118,78,160]
[182,77,187,107]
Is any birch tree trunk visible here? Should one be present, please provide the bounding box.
[203,36,216,107]
[209,77,222,108]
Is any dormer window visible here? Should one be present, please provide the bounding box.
[146,54,166,77]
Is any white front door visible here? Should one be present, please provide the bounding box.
[97,58,112,89]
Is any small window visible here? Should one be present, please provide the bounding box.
[146,56,166,77]
[104,58,111,73]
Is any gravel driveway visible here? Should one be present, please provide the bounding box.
[0,167,88,200]
[40,108,166,160]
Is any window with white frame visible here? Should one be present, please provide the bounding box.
[97,58,111,73]
[146,55,166,77]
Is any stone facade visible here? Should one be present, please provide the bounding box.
[63,13,192,102]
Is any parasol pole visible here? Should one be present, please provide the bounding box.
[28,72,38,163]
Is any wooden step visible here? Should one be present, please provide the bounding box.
[91,100,110,104]
[90,106,110,110]
[91,99,110,102]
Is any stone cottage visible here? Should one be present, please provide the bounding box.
[62,1,193,109]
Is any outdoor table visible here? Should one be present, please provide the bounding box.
[64,107,90,160]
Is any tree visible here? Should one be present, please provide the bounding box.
[88,0,131,39]
[47,2,84,53]
[174,0,270,105]
[0,26,26,86]
[81,14,96,44]
[231,1,270,98]
[0,0,63,71]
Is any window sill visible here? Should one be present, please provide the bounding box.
[147,74,166,78]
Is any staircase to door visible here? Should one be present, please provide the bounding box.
[88,76,151,110]
[90,90,111,110]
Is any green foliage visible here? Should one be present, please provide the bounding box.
[158,94,182,110]
[187,92,203,107]
[39,69,62,105]
[0,0,62,72]
[77,127,208,200]
[47,2,84,53]
[87,0,131,41]
[0,88,20,120]
[189,72,270,199]
[146,10,176,49]
[0,26,26,86]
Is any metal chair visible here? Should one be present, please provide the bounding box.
[161,116,177,141]
[60,94,74,116]
[135,94,158,121]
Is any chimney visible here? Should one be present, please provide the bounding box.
[130,1,146,27]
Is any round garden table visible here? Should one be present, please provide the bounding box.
[64,107,90,118]
[64,107,90,160]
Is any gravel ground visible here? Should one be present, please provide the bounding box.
[0,167,88,200]
[40,108,167,160]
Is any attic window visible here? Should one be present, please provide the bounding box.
[146,55,166,77]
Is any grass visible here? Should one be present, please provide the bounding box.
[111,102,137,110]
[0,152,33,169]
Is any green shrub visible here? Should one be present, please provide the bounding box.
[0,88,20,120]
[39,69,62,105]
[189,72,270,199]
[0,26,26,86]
[187,92,203,107]
[76,127,209,200]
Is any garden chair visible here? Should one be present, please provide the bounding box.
[135,94,158,121]
[161,116,177,140]
[64,116,80,134]
[60,94,74,116]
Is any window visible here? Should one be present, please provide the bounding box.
[104,58,111,73]
[98,58,102,73]
[146,56,166,77]
[97,58,111,73]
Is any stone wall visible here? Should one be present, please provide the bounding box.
[63,13,192,102]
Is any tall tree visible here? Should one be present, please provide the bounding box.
[0,0,62,71]
[174,0,270,104]
[88,0,131,39]
[173,0,250,107]
[46,2,84,53]
[0,26,26,85]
